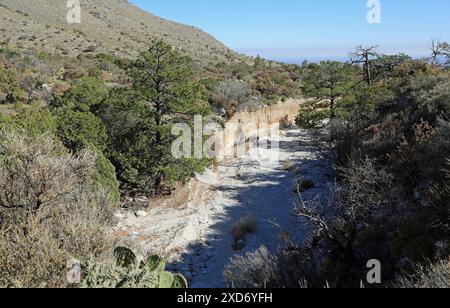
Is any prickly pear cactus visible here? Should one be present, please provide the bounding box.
[80,247,188,288]
[159,271,175,288]
[146,255,165,273]
[172,273,188,288]
[114,247,136,267]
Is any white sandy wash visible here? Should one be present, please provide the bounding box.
[112,128,333,288]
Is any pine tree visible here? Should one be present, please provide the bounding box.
[130,40,205,194]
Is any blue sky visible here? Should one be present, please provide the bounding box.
[130,0,450,61]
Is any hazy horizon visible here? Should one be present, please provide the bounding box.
[129,0,449,61]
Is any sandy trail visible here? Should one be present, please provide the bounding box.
[113,128,331,288]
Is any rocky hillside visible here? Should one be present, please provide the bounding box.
[0,0,243,63]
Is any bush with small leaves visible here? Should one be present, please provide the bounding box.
[52,77,108,113]
[0,62,24,104]
[56,109,110,153]
[0,103,58,138]
[0,132,115,288]
[211,80,252,117]
[224,246,277,288]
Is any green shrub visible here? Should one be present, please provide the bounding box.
[56,109,109,153]
[96,87,156,186]
[0,103,57,138]
[14,104,58,137]
[0,63,24,104]
[52,77,108,112]
[163,157,212,189]
[97,40,211,194]
[93,151,120,205]
[296,101,331,128]
[55,109,119,204]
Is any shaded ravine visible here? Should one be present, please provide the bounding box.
[113,128,332,288]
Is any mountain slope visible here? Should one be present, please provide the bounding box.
[0,0,242,63]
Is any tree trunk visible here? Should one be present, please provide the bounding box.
[365,54,372,87]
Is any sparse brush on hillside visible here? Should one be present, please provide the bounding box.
[0,0,242,64]
[0,59,24,104]
[205,60,303,117]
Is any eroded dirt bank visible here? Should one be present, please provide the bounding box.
[112,100,332,287]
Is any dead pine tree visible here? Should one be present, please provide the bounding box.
[350,46,379,87]
[429,39,450,65]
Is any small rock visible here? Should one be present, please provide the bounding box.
[135,210,148,218]
[129,231,140,237]
[216,108,227,117]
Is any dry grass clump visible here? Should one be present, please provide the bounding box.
[0,131,115,288]
[232,215,258,242]
[224,246,277,288]
[224,246,315,288]
[396,259,450,288]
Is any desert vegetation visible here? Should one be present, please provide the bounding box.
[0,1,448,289]
[224,42,450,288]
[0,132,114,288]
[0,33,303,287]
